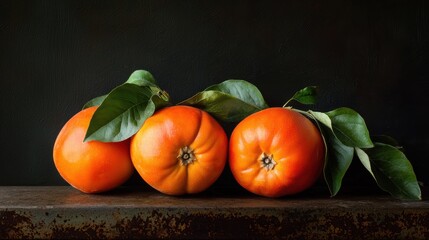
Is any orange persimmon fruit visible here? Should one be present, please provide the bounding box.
[228,107,325,197]
[130,105,228,195]
[53,106,134,193]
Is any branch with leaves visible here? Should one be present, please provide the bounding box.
[83,69,421,200]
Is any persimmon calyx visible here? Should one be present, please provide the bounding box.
[178,146,197,166]
[260,153,276,171]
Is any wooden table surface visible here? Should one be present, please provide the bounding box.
[1,186,428,239]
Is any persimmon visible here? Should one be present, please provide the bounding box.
[229,107,325,197]
[130,105,228,195]
[53,106,134,193]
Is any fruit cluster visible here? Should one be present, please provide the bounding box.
[53,70,421,200]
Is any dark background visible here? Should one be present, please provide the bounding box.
[1,1,428,194]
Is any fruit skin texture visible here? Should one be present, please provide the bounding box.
[131,105,228,195]
[229,107,325,197]
[53,106,134,194]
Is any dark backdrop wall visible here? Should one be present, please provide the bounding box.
[1,1,428,193]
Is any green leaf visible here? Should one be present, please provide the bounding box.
[125,69,167,99]
[355,143,421,200]
[84,83,169,142]
[83,70,159,110]
[288,86,318,105]
[355,147,375,179]
[308,110,353,196]
[125,69,157,87]
[325,107,374,148]
[371,135,403,150]
[323,128,354,197]
[308,110,332,129]
[82,95,107,109]
[205,80,269,109]
[179,80,268,122]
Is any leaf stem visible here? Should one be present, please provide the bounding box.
[282,98,293,108]
[158,90,170,102]
[291,108,311,118]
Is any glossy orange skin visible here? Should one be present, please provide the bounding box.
[229,107,325,197]
[131,105,228,195]
[53,106,134,193]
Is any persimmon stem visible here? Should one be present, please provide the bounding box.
[177,146,196,166]
[260,153,276,171]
